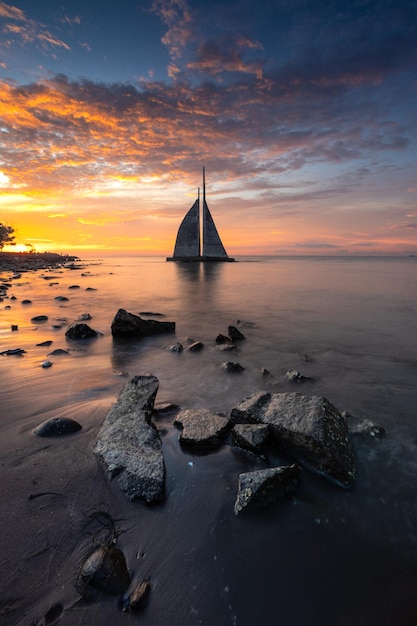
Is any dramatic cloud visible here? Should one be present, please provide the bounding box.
[0,0,416,255]
[0,1,70,53]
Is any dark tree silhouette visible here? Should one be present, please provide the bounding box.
[0,223,15,250]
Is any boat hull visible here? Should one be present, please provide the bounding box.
[166,256,235,262]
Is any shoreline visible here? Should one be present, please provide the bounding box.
[0,251,80,274]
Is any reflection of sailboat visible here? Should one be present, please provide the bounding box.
[166,167,235,262]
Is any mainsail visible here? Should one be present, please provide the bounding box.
[172,198,200,257]
[167,168,234,262]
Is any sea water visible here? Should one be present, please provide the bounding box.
[1,256,416,626]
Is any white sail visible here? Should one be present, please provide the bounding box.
[202,199,228,258]
[172,198,200,257]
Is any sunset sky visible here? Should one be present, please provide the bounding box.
[0,0,416,256]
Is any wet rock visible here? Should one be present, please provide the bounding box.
[174,409,231,449]
[94,375,165,502]
[234,464,300,515]
[54,295,69,302]
[22,299,32,305]
[165,342,183,353]
[186,341,204,352]
[31,315,48,322]
[65,322,99,339]
[78,312,92,320]
[36,340,53,347]
[232,423,270,453]
[68,284,80,289]
[86,287,97,291]
[228,325,246,341]
[34,417,82,437]
[11,324,18,331]
[285,369,315,383]
[139,311,165,317]
[47,348,70,356]
[231,391,355,488]
[41,360,53,368]
[215,333,230,344]
[81,545,131,595]
[345,414,387,438]
[118,578,151,612]
[0,348,26,356]
[221,361,245,373]
[111,308,175,338]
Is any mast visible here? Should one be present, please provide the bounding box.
[201,166,228,258]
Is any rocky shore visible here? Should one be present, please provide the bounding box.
[0,251,80,273]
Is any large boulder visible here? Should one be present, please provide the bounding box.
[174,409,231,449]
[234,464,300,515]
[94,375,165,502]
[231,391,355,488]
[231,423,270,453]
[111,308,175,338]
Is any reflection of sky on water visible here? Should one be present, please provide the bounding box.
[173,261,225,313]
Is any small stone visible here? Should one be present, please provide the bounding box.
[31,315,48,323]
[65,322,98,339]
[41,360,53,368]
[228,325,246,341]
[221,361,245,373]
[165,342,183,353]
[34,417,82,437]
[186,341,204,352]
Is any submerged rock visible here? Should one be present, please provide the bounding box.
[165,342,183,353]
[94,375,165,502]
[0,347,26,356]
[34,417,82,437]
[111,308,175,338]
[221,361,245,373]
[65,322,99,339]
[228,325,246,341]
[174,409,231,449]
[215,333,230,344]
[186,341,204,352]
[234,464,300,515]
[31,315,48,323]
[231,391,355,488]
[285,369,315,383]
[345,414,387,438]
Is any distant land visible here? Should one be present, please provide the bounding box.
[0,251,80,273]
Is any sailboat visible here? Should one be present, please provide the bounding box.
[166,168,235,262]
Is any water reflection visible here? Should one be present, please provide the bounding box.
[174,261,224,283]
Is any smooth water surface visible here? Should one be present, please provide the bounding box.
[1,256,416,626]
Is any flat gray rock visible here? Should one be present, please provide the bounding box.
[234,464,300,515]
[174,409,231,449]
[232,391,354,488]
[94,375,165,502]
